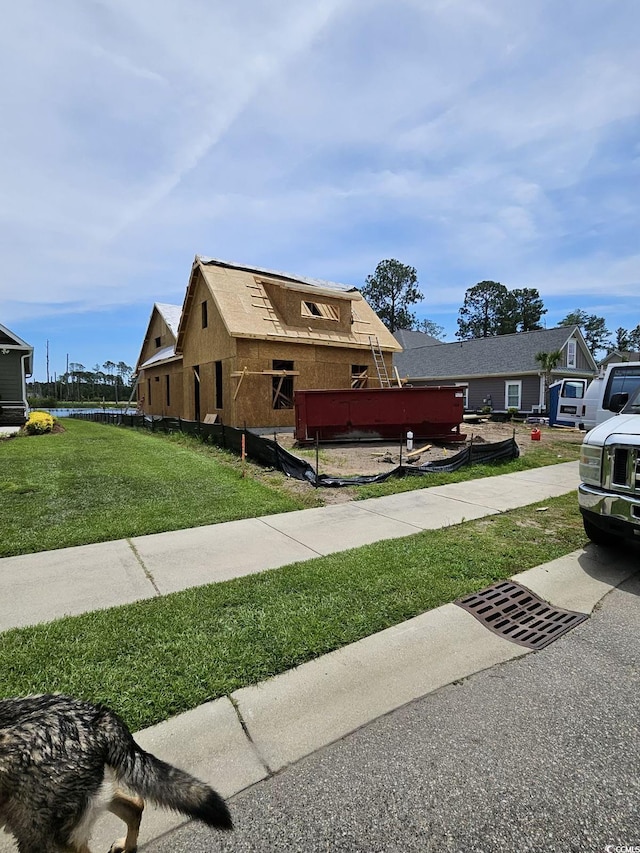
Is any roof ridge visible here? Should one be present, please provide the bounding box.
[195,255,356,293]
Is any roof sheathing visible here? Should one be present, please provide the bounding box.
[183,256,401,352]
[196,255,356,294]
[155,303,182,338]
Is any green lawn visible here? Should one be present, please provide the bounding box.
[0,492,586,731]
[0,419,310,556]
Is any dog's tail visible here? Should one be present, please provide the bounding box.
[102,707,233,831]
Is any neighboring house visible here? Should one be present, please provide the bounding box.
[393,326,597,413]
[393,329,443,350]
[0,323,33,425]
[136,256,401,428]
[600,350,640,367]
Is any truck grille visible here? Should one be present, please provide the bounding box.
[612,448,629,485]
[607,446,639,493]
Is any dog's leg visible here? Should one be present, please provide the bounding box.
[106,791,144,853]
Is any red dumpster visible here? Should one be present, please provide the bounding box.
[294,386,466,444]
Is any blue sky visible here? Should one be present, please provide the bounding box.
[2,0,639,381]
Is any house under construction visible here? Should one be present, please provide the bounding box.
[135,256,401,429]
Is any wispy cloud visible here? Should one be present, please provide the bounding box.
[1,0,639,373]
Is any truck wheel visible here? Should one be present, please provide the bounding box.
[583,517,618,548]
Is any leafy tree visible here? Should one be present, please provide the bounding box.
[559,309,610,354]
[456,281,511,339]
[613,327,630,352]
[362,259,424,333]
[510,288,547,332]
[535,350,562,412]
[627,324,640,351]
[415,318,445,339]
[456,282,547,339]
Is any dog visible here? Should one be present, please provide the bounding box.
[0,694,232,853]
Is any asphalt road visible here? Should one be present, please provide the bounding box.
[148,570,640,853]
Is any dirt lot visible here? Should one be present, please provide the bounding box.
[262,419,583,505]
[273,419,581,475]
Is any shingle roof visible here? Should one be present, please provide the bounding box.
[393,329,443,350]
[394,326,595,379]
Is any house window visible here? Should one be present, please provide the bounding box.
[567,339,576,368]
[215,360,223,409]
[351,365,368,389]
[165,375,170,407]
[505,380,522,410]
[201,300,208,329]
[455,384,469,409]
[272,360,294,409]
[147,378,152,405]
[301,300,339,321]
[155,336,161,348]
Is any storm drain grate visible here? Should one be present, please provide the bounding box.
[455,580,588,649]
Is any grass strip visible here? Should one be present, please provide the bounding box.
[0,419,310,556]
[0,492,586,732]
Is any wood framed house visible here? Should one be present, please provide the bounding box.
[393,326,597,414]
[136,257,401,428]
[0,323,33,425]
[135,303,184,417]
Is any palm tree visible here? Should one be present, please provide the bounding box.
[535,350,562,413]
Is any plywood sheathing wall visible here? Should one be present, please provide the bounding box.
[140,360,184,417]
[172,259,400,427]
[137,306,184,417]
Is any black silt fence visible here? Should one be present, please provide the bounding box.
[70,413,519,488]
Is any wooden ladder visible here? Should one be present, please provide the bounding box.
[369,336,391,387]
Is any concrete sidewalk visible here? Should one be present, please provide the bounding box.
[1,461,579,631]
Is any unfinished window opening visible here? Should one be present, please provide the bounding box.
[215,360,223,409]
[301,300,339,321]
[272,360,294,409]
[154,336,162,348]
[193,365,201,421]
[201,300,208,329]
[351,364,368,389]
[165,375,170,407]
[147,378,152,405]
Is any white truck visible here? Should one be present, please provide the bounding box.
[578,384,640,546]
[578,361,640,431]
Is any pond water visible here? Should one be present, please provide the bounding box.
[35,408,135,418]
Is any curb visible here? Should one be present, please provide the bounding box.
[80,545,637,852]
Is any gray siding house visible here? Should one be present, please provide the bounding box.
[393,326,597,414]
[600,350,640,367]
[0,323,33,425]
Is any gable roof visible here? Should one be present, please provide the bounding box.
[600,349,640,366]
[0,322,33,375]
[393,329,443,350]
[0,322,32,351]
[155,303,182,338]
[177,256,401,353]
[136,303,183,372]
[394,326,597,379]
